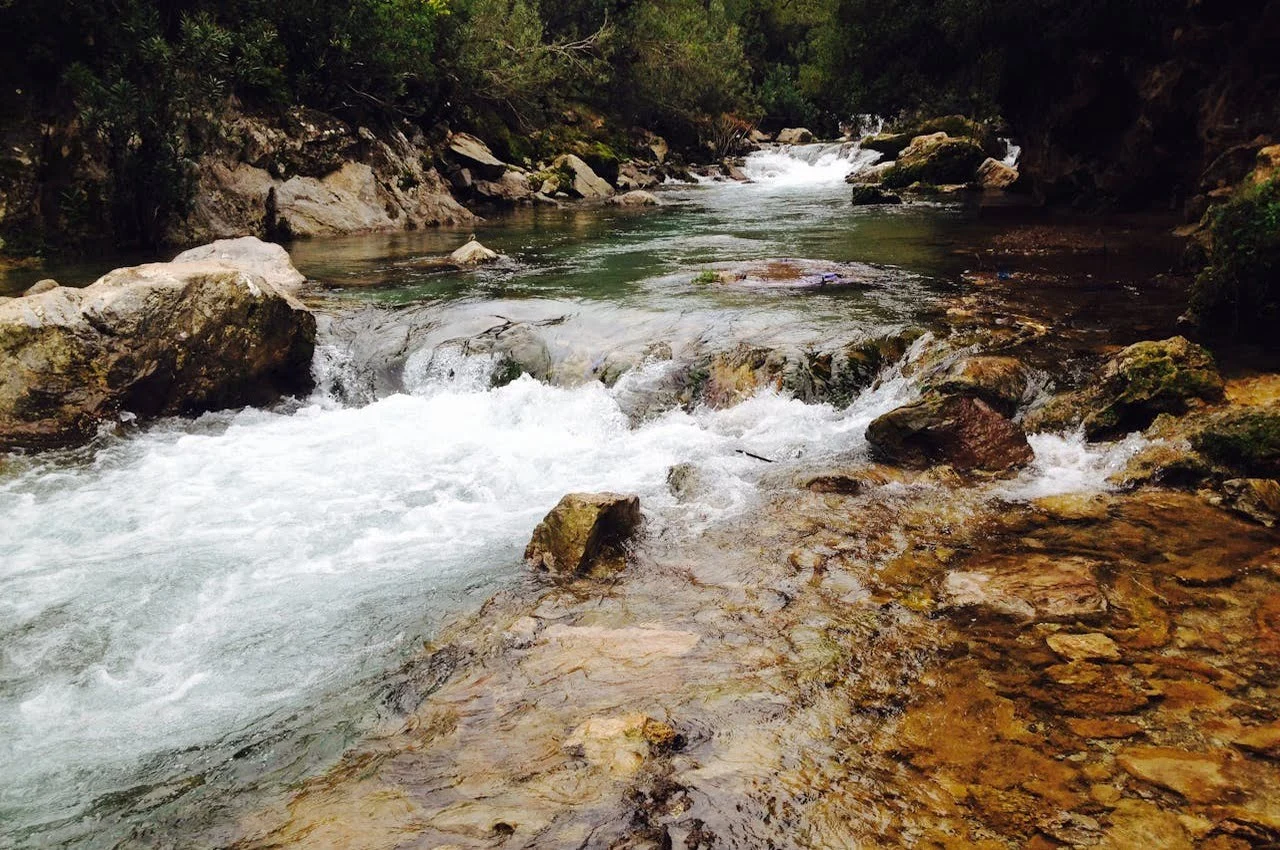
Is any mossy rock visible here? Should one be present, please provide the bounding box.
[1191,409,1280,478]
[913,115,1004,158]
[860,132,913,158]
[1083,337,1225,439]
[880,134,987,190]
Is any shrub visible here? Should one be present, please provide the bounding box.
[1188,178,1280,348]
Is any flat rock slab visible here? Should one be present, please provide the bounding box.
[943,555,1108,622]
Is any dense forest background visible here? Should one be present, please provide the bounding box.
[1,0,1278,252]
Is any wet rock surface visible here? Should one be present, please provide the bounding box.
[524,492,642,577]
[0,252,315,450]
[867,392,1035,472]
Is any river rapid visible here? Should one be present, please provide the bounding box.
[0,143,1141,848]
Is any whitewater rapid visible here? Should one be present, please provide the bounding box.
[0,141,1080,846]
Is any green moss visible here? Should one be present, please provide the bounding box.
[880,136,985,189]
[1188,178,1280,348]
[692,270,719,284]
[1191,409,1280,477]
[1083,337,1224,438]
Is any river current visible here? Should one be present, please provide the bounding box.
[0,143,1133,848]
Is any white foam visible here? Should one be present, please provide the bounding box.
[743,143,881,187]
[1000,430,1147,501]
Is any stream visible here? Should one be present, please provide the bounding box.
[0,143,1138,848]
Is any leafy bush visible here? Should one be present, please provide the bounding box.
[1188,178,1280,348]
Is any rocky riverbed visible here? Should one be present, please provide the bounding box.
[3,150,1277,850]
[222,227,1277,849]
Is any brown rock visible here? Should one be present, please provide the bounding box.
[524,492,642,576]
[1117,747,1234,803]
[1228,721,1280,758]
[866,393,1034,472]
[1220,478,1280,527]
[1065,717,1143,738]
[1096,799,1194,850]
[976,157,1019,189]
[927,355,1030,415]
[1046,632,1122,662]
[942,555,1107,623]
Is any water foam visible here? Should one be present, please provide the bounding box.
[743,143,881,187]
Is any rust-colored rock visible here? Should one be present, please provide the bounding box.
[866,393,1034,472]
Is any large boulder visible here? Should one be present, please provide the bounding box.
[776,128,815,145]
[446,132,509,180]
[552,154,614,199]
[866,393,1035,472]
[525,493,642,577]
[1190,408,1280,478]
[172,236,307,292]
[473,170,536,205]
[0,258,316,450]
[881,133,988,189]
[860,132,914,158]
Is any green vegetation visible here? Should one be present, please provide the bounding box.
[1188,179,1280,349]
[1192,409,1280,478]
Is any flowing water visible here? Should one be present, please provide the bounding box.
[1,144,1123,848]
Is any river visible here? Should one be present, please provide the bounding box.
[0,143,1137,848]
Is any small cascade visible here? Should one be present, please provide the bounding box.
[742,142,881,187]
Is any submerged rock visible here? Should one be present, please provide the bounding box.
[0,257,316,450]
[942,555,1108,622]
[866,393,1034,472]
[448,239,500,266]
[563,714,680,776]
[525,492,642,577]
[606,190,660,207]
[849,185,901,205]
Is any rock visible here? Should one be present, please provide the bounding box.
[563,714,679,777]
[1191,408,1280,477]
[524,493,642,576]
[1096,799,1194,850]
[976,157,1019,189]
[849,185,901,205]
[666,463,705,502]
[23,279,58,296]
[1083,337,1225,439]
[925,355,1029,415]
[616,162,659,191]
[174,111,472,245]
[1034,337,1228,440]
[881,133,987,189]
[1065,717,1143,738]
[776,127,814,145]
[942,555,1107,623]
[172,236,307,292]
[446,132,508,180]
[0,260,316,450]
[1219,478,1280,526]
[1250,144,1280,186]
[1046,632,1121,662]
[606,190,660,207]
[472,170,535,205]
[846,161,896,185]
[866,393,1034,472]
[749,129,773,143]
[646,134,669,164]
[1228,721,1280,758]
[467,322,553,384]
[448,239,500,266]
[1033,492,1112,522]
[552,154,614,199]
[860,132,913,157]
[1117,747,1234,803]
[799,472,864,494]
